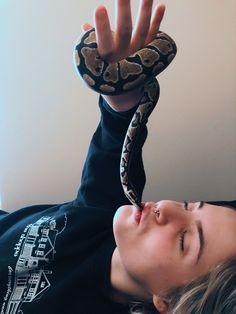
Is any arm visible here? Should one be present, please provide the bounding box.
[74,2,166,209]
[73,94,147,210]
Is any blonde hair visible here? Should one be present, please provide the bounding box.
[128,256,236,314]
[166,256,236,313]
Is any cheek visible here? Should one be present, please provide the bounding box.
[120,235,177,290]
[114,214,174,264]
[142,232,174,264]
[113,208,182,279]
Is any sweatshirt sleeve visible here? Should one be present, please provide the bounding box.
[73,94,148,211]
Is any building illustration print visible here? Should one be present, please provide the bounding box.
[1,214,67,314]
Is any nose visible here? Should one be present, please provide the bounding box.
[150,200,190,225]
[159,200,191,225]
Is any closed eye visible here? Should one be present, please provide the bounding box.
[179,230,186,251]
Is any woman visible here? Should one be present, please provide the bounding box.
[0,1,235,313]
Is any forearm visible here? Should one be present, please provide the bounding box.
[73,94,147,210]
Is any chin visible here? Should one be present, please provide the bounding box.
[113,205,133,239]
[113,205,128,226]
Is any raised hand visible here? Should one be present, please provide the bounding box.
[82,0,165,63]
[81,0,166,111]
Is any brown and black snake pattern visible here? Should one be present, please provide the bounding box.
[74,27,177,210]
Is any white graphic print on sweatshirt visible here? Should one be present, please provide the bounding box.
[0,214,67,314]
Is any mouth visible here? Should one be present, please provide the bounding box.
[134,207,142,224]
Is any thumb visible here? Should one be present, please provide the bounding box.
[81,23,93,34]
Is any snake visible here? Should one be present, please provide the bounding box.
[74,27,177,211]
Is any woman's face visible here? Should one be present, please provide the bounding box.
[113,200,236,294]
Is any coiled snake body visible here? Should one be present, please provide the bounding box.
[74,27,177,210]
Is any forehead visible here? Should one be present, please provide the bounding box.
[203,204,236,262]
[206,200,236,211]
[205,203,236,227]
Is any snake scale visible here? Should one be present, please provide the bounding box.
[74,27,177,211]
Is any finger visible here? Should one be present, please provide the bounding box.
[81,23,93,34]
[131,0,154,50]
[144,3,166,45]
[93,5,115,60]
[114,0,132,53]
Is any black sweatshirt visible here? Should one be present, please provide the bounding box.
[0,94,147,314]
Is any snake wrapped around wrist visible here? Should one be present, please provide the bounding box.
[74,27,177,210]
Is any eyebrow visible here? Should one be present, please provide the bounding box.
[195,201,205,264]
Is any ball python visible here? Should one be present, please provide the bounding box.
[74,27,177,211]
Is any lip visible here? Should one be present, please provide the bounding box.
[134,207,142,224]
[134,205,150,224]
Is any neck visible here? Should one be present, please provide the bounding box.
[109,247,152,304]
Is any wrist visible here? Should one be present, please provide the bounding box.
[101,85,144,112]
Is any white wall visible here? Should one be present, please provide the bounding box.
[0,0,235,211]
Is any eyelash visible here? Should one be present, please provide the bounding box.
[179,201,189,251]
[179,230,187,251]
